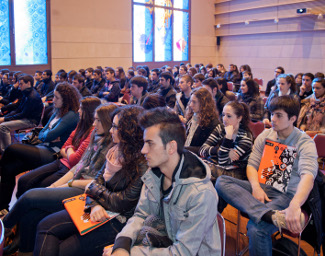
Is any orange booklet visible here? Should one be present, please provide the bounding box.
[257,139,297,193]
[62,194,119,236]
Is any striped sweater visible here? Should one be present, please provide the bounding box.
[199,124,253,169]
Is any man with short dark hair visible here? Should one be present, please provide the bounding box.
[202,78,229,115]
[85,68,94,89]
[265,66,285,96]
[216,95,318,256]
[40,69,55,99]
[130,76,148,106]
[299,73,315,100]
[98,67,120,102]
[34,71,43,92]
[174,74,192,117]
[72,74,91,97]
[157,72,176,108]
[0,74,43,153]
[148,68,161,93]
[109,108,221,256]
[91,69,106,96]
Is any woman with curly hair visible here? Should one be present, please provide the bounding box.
[32,106,148,256]
[2,103,118,255]
[184,88,220,155]
[199,101,253,180]
[0,82,81,212]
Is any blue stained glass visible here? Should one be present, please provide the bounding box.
[174,0,189,10]
[155,0,172,7]
[14,0,48,65]
[0,0,10,66]
[133,5,153,62]
[155,7,172,62]
[173,10,188,61]
[133,0,152,4]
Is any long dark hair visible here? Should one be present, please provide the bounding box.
[225,101,251,134]
[115,106,145,178]
[72,97,101,147]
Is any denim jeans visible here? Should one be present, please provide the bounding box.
[34,210,125,256]
[215,175,294,256]
[3,187,84,252]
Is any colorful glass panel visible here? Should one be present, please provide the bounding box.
[155,0,172,7]
[14,0,48,65]
[133,0,152,4]
[0,0,10,66]
[174,0,189,10]
[155,7,172,62]
[173,10,189,61]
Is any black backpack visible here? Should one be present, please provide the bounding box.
[272,236,307,256]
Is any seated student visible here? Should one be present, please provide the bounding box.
[104,107,221,256]
[192,73,205,88]
[0,72,23,114]
[202,78,229,115]
[99,67,121,102]
[0,82,80,212]
[0,74,43,153]
[157,72,177,108]
[34,71,43,91]
[188,67,197,77]
[84,67,94,90]
[263,74,300,127]
[242,70,259,93]
[237,78,264,121]
[299,73,315,100]
[216,95,318,256]
[184,88,219,155]
[91,69,106,96]
[15,97,101,197]
[265,66,285,97]
[1,104,118,255]
[72,74,92,97]
[200,101,253,179]
[129,76,149,106]
[224,64,240,85]
[32,106,148,256]
[295,72,303,92]
[0,73,10,99]
[115,66,127,89]
[297,77,325,135]
[147,68,161,93]
[40,70,55,101]
[216,64,227,78]
[174,74,192,117]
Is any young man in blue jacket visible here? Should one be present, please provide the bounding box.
[107,108,221,256]
[0,74,43,153]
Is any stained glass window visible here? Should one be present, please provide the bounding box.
[155,7,172,62]
[0,0,11,66]
[14,0,48,65]
[173,10,189,61]
[133,0,190,64]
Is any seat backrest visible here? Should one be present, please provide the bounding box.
[217,212,226,256]
[248,121,265,139]
[313,134,325,158]
[0,219,4,256]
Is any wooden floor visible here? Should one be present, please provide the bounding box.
[222,205,323,256]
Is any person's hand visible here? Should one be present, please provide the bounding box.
[263,119,271,128]
[224,125,234,139]
[229,149,239,162]
[90,205,109,222]
[0,117,4,124]
[42,96,47,103]
[252,185,271,203]
[103,92,109,95]
[281,203,303,233]
[0,96,3,101]
[299,85,306,96]
[103,246,113,256]
[179,115,187,124]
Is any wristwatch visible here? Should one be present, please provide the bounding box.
[68,179,74,187]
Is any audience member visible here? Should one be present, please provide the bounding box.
[295,72,303,91]
[107,107,221,256]
[72,74,92,97]
[99,67,120,102]
[91,69,105,96]
[174,74,192,117]
[264,74,299,127]
[142,93,166,110]
[185,88,220,155]
[238,78,264,121]
[0,82,80,211]
[84,67,94,89]
[157,72,176,108]
[115,66,127,89]
[224,64,240,85]
[297,77,325,134]
[148,68,160,93]
[130,76,148,106]
[192,73,204,88]
[202,78,229,115]
[265,66,285,96]
[188,67,197,77]
[215,95,318,256]
[299,73,315,100]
